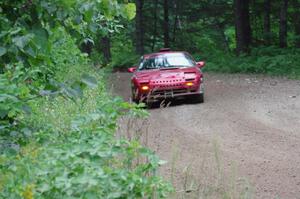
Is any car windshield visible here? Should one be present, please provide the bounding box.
[138,53,196,70]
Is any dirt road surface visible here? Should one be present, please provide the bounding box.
[110,72,300,199]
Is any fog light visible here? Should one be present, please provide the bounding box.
[186,82,194,86]
[141,85,150,91]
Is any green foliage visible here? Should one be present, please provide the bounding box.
[0,0,136,67]
[0,28,96,140]
[0,70,172,198]
[203,46,300,78]
[0,62,38,152]
[0,1,171,197]
[90,50,105,66]
[48,27,91,82]
[123,3,137,20]
[0,14,171,198]
[0,89,172,198]
[111,33,140,69]
[121,0,300,79]
[0,70,30,131]
[0,0,136,129]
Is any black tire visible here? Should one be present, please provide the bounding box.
[146,101,154,109]
[131,87,139,103]
[189,93,204,104]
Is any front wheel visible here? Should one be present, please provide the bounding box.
[188,93,204,104]
[131,87,139,103]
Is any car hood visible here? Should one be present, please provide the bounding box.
[135,67,200,82]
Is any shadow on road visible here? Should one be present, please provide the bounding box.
[146,98,202,109]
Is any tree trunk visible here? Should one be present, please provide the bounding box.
[279,0,288,48]
[234,0,252,54]
[263,0,271,44]
[215,20,230,52]
[101,36,111,64]
[151,0,158,51]
[291,0,300,47]
[172,0,179,43]
[135,0,144,54]
[163,0,170,48]
[294,17,300,48]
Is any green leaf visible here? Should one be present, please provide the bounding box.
[9,28,22,36]
[71,82,84,98]
[41,1,57,14]
[12,34,34,49]
[0,46,7,56]
[64,86,82,99]
[60,0,77,8]
[22,128,32,137]
[123,3,136,20]
[30,27,49,51]
[88,23,98,34]
[81,74,97,88]
[8,110,16,118]
[80,3,93,23]
[24,46,36,57]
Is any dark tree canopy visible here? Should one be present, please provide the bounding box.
[128,0,300,55]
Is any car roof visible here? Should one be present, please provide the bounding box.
[143,51,188,59]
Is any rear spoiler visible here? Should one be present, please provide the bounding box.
[159,48,171,52]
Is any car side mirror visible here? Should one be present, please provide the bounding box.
[128,67,137,73]
[196,61,205,68]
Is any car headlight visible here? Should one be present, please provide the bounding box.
[185,82,194,86]
[141,85,150,91]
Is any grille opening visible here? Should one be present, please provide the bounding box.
[153,79,183,84]
[185,78,195,81]
[152,89,188,96]
[159,84,182,88]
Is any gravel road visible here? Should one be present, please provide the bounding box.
[110,72,300,199]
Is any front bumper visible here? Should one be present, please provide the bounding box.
[140,83,204,102]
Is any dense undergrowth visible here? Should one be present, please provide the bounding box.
[110,33,140,70]
[112,39,300,78]
[201,47,300,78]
[110,25,300,79]
[0,28,171,198]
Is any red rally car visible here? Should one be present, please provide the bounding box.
[128,49,205,104]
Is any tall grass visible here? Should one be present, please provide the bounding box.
[117,101,254,199]
[167,138,253,199]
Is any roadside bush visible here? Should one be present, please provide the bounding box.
[0,66,33,153]
[111,33,140,70]
[48,28,91,82]
[0,94,171,198]
[0,27,172,198]
[199,46,300,78]
[0,28,94,151]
